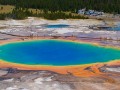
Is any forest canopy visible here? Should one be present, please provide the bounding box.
[0,0,119,13]
[0,0,119,20]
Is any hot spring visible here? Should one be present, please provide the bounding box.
[106,26,120,31]
[0,40,120,66]
[44,24,69,28]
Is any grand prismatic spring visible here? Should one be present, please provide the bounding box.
[0,40,120,66]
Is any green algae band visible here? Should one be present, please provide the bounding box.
[0,40,120,66]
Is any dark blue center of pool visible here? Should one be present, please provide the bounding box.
[45,24,69,28]
[0,40,120,66]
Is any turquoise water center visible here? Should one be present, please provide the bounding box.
[0,40,120,66]
[45,24,69,28]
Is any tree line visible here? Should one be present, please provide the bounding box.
[0,0,119,20]
[0,0,120,13]
[0,7,88,20]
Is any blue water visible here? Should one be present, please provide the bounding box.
[45,24,69,28]
[106,27,120,31]
[0,40,120,66]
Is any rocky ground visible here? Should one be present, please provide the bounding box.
[0,18,120,41]
[0,18,120,90]
[0,64,120,90]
